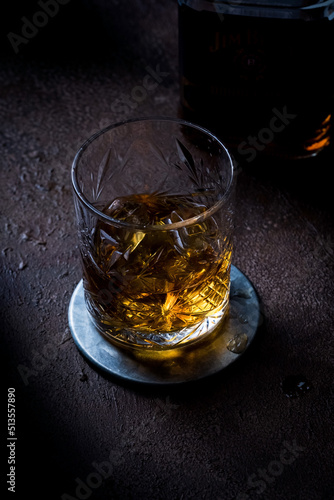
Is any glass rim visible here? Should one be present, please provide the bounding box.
[71,116,235,231]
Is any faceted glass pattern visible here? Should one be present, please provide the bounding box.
[72,118,234,350]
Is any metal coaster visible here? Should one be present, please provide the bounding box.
[68,265,261,384]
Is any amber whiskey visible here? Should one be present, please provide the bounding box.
[81,193,232,348]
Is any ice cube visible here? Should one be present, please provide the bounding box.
[99,229,118,248]
[123,231,146,260]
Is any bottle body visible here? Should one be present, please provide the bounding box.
[179,1,334,160]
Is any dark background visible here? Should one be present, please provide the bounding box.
[1,1,334,499]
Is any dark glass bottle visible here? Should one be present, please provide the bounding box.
[178,1,334,160]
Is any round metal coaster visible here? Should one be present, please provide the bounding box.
[68,265,261,384]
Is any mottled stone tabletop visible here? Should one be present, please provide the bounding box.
[2,2,334,500]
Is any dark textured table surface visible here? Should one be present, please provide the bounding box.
[2,2,334,499]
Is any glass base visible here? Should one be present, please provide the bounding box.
[91,296,229,351]
[68,265,261,384]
